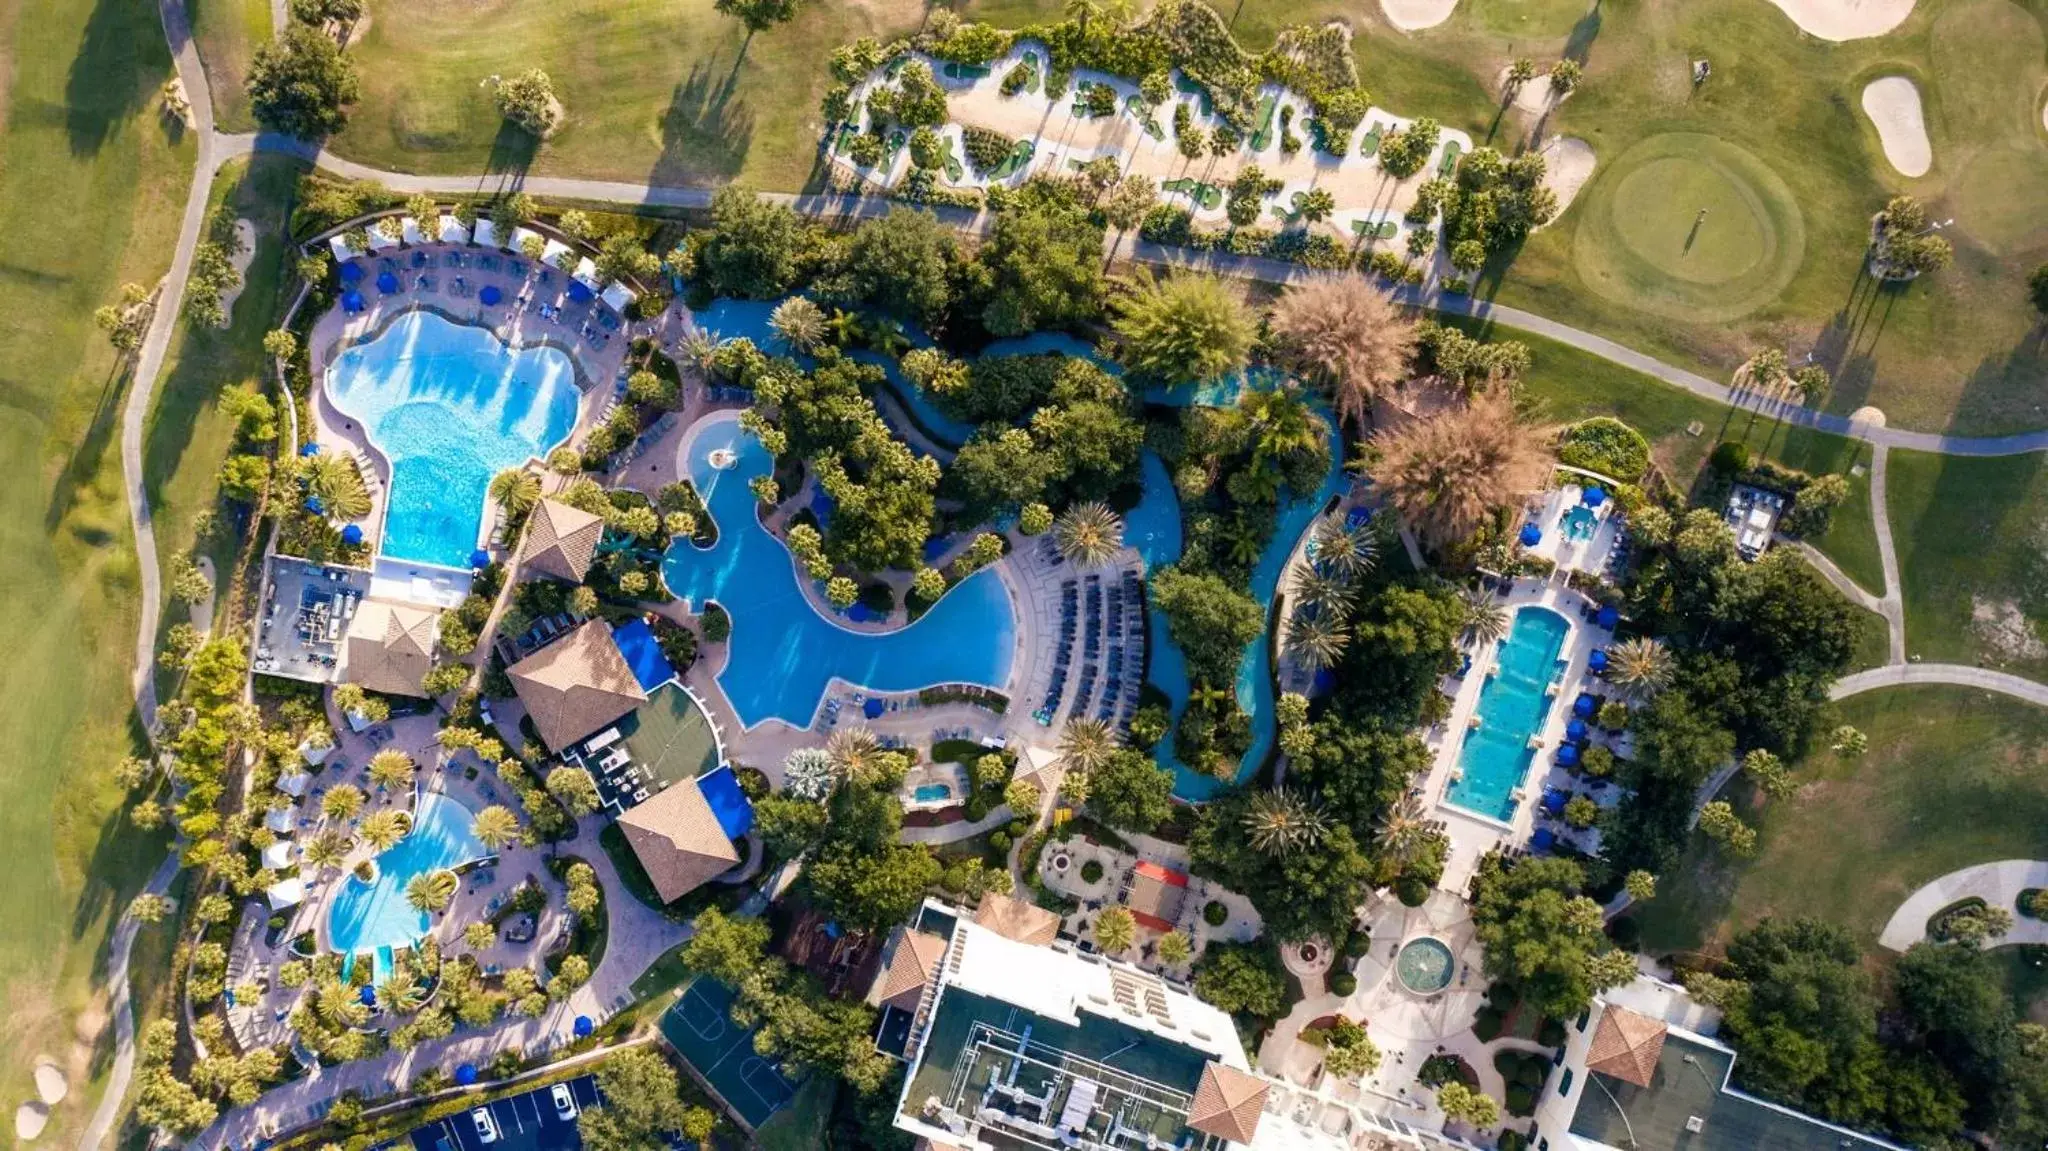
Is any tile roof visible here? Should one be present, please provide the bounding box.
[868,927,948,1012]
[1187,1061,1268,1144]
[507,620,647,749]
[614,780,740,903]
[973,892,1060,946]
[342,599,439,697]
[518,498,605,584]
[1587,1005,1669,1088]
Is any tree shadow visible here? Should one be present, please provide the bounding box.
[1563,3,1603,65]
[1811,266,1903,416]
[484,121,541,184]
[45,362,127,535]
[67,0,168,155]
[1945,325,2048,438]
[648,56,755,191]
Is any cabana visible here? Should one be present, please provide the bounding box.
[541,238,574,268]
[328,233,365,262]
[261,840,295,872]
[366,226,399,252]
[437,215,470,245]
[471,218,500,249]
[600,281,637,314]
[265,807,294,835]
[572,256,599,289]
[509,226,544,256]
[400,216,428,246]
[278,769,313,796]
[266,877,306,910]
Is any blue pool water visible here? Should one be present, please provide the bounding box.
[660,412,1016,729]
[1560,504,1598,542]
[912,783,952,803]
[1446,607,1572,821]
[327,792,490,956]
[326,310,581,568]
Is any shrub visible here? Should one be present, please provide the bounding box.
[1472,1006,1504,1042]
[1558,418,1651,482]
[1709,440,1752,476]
[1505,1084,1536,1117]
[962,126,1016,175]
[1537,1018,1567,1048]
[1203,900,1228,927]
[2022,889,2048,919]
[1328,970,1358,997]
[1395,875,1430,906]
[1080,859,1104,884]
[701,603,731,643]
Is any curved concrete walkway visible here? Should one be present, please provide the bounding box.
[1831,663,2048,706]
[1878,859,2048,951]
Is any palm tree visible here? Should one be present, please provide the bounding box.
[376,969,427,1015]
[680,331,721,376]
[405,869,458,915]
[366,749,415,793]
[1375,794,1434,866]
[303,827,351,872]
[1093,906,1137,954]
[1285,608,1350,673]
[305,453,372,521]
[359,809,410,853]
[1241,788,1329,856]
[782,747,837,801]
[825,726,881,783]
[321,783,366,823]
[1057,718,1118,775]
[1237,385,1327,499]
[313,978,369,1028]
[1606,637,1674,700]
[1268,275,1422,431]
[1368,390,1554,550]
[1311,516,1377,580]
[1156,929,1193,967]
[1052,502,1125,568]
[470,804,522,850]
[769,296,827,354]
[1460,587,1510,646]
[489,468,541,518]
[1287,566,1355,621]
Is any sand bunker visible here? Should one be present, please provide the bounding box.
[1763,0,1915,41]
[214,218,257,329]
[32,1063,67,1106]
[1861,77,1931,177]
[1537,136,1598,216]
[15,1102,48,1142]
[1496,65,1574,117]
[1381,0,1458,31]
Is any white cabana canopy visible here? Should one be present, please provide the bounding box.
[541,238,574,267]
[366,226,399,252]
[572,256,599,288]
[471,218,500,249]
[265,807,294,835]
[261,840,295,872]
[509,226,543,255]
[400,216,428,246]
[438,215,470,245]
[278,770,312,797]
[298,737,331,766]
[266,877,306,910]
[327,234,363,262]
[600,282,637,313]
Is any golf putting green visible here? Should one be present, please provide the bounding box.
[1466,0,1594,37]
[1571,132,1806,321]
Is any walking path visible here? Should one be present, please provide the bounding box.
[1877,859,2048,951]
[1831,663,2048,706]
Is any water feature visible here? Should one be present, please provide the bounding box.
[1446,607,1571,821]
[327,792,490,957]
[912,783,952,803]
[1395,937,1455,994]
[660,412,1016,729]
[1560,504,1598,542]
[326,309,581,568]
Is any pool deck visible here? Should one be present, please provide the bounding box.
[1422,577,1616,893]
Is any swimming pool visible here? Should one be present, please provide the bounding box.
[912,783,952,803]
[327,792,490,957]
[660,412,1016,729]
[1560,504,1598,542]
[1446,607,1571,821]
[326,310,581,568]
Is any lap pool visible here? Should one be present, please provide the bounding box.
[326,309,581,569]
[660,412,1016,729]
[327,792,491,957]
[1445,606,1571,822]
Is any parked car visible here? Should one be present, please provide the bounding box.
[472,1107,499,1144]
[552,1083,579,1121]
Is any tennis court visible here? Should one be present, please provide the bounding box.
[659,978,801,1131]
[625,685,722,788]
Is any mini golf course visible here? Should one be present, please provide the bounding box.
[1570,132,1807,322]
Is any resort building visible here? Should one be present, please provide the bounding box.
[507,619,649,750]
[517,497,604,584]
[1534,975,1908,1151]
[340,598,440,698]
[613,777,742,903]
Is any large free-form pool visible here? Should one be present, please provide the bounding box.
[326,310,581,569]
[1446,606,1571,821]
[661,412,1016,729]
[327,791,490,957]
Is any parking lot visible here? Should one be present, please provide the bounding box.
[406,1075,601,1151]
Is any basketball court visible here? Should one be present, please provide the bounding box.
[658,978,800,1131]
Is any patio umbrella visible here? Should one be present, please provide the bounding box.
[338,261,363,283]
[863,698,885,720]
[411,250,428,267]
[1595,604,1620,629]
[1572,692,1597,718]
[479,284,502,306]
[305,495,325,515]
[468,549,491,569]
[357,985,376,1007]
[455,1064,478,1086]
[1565,717,1588,741]
[341,290,365,313]
[573,1016,593,1038]
[299,441,321,456]
[375,270,399,294]
[1588,649,1611,673]
[1531,827,1556,852]
[567,279,596,304]
[341,524,365,546]
[1556,743,1581,767]
[1518,523,1542,547]
[1583,486,1607,507]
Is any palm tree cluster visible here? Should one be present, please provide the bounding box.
[1268,275,1422,431]
[1459,586,1510,646]
[1281,513,1380,674]
[1052,502,1126,569]
[1605,636,1674,700]
[1241,788,1330,856]
[1367,390,1553,550]
[304,452,372,522]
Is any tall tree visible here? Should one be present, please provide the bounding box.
[1268,275,1420,429]
[246,25,361,139]
[1109,270,1257,384]
[1368,390,1553,549]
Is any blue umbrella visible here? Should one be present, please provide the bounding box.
[341,290,365,313]
[1583,485,1607,507]
[574,1016,594,1038]
[1565,717,1588,741]
[1531,827,1556,852]
[338,261,363,283]
[468,548,491,570]
[455,1063,478,1086]
[1518,522,1542,547]
[1595,604,1620,629]
[299,441,321,456]
[411,250,428,267]
[1572,692,1597,718]
[1556,743,1582,767]
[358,985,377,1007]
[305,495,325,515]
[1588,648,1611,673]
[376,270,399,293]
[479,284,503,306]
[567,279,596,304]
[863,698,885,720]
[1541,788,1568,815]
[341,524,364,546]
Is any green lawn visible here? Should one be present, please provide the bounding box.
[189,0,271,132]
[1884,448,2048,679]
[0,0,195,1136]
[1636,685,2048,958]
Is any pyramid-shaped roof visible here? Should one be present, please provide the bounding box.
[507,620,647,749]
[343,599,438,697]
[1586,1005,1668,1088]
[615,780,740,903]
[1187,1061,1268,1144]
[519,498,605,584]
